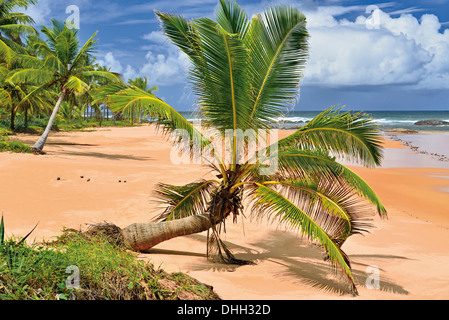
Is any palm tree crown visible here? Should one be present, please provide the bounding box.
[99,0,387,295]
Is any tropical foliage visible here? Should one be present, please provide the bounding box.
[103,0,387,295]
[0,3,148,151]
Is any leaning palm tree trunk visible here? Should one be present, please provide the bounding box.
[121,213,212,252]
[32,89,66,153]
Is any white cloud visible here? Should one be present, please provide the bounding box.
[97,47,190,86]
[96,52,124,74]
[97,3,449,91]
[18,0,52,26]
[142,31,167,43]
[302,7,449,89]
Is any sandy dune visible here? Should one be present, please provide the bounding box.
[1,125,448,300]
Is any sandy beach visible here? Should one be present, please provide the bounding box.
[1,125,449,300]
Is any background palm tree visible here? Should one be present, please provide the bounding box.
[7,20,120,152]
[0,0,37,52]
[94,0,387,295]
[0,37,54,130]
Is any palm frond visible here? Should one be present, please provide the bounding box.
[261,178,375,241]
[6,68,54,85]
[154,180,220,221]
[250,183,358,294]
[192,17,252,132]
[107,85,210,148]
[69,31,98,72]
[215,0,249,36]
[0,38,16,65]
[251,148,387,217]
[245,5,309,128]
[278,106,384,167]
[80,70,121,83]
[0,23,36,36]
[155,10,203,64]
[65,75,89,93]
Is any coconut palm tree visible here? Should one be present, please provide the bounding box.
[7,20,120,153]
[0,0,37,52]
[0,0,38,129]
[0,38,54,130]
[97,0,387,295]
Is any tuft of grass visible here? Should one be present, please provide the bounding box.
[0,222,220,300]
[0,137,33,153]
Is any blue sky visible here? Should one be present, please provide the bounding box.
[21,0,449,111]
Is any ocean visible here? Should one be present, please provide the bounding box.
[179,110,449,132]
[179,110,449,164]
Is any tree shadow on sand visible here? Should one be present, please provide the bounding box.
[59,150,153,161]
[157,231,409,296]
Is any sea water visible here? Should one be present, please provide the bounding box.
[179,110,449,169]
[180,110,449,132]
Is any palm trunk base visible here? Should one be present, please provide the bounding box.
[82,216,253,266]
[31,147,46,155]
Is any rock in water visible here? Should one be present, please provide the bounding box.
[415,120,449,126]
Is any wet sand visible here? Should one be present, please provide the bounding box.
[1,125,448,299]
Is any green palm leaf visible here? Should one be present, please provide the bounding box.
[65,75,89,93]
[192,17,252,132]
[262,179,375,241]
[6,68,54,85]
[254,149,387,216]
[155,11,203,65]
[154,180,220,221]
[251,183,358,294]
[215,0,249,36]
[245,5,309,128]
[107,86,211,148]
[278,106,384,167]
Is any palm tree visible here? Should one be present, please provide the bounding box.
[0,38,54,130]
[95,0,387,295]
[7,20,120,153]
[0,0,37,52]
[0,0,37,128]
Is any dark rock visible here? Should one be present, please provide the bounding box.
[415,120,449,126]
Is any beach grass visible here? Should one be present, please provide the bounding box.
[0,222,220,300]
[0,136,32,153]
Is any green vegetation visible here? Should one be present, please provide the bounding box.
[0,2,158,153]
[0,217,219,300]
[0,135,32,153]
